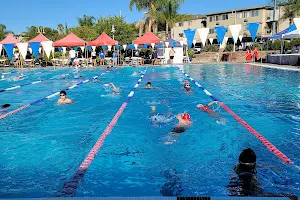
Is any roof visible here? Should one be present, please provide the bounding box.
[27,33,49,43]
[132,32,161,44]
[53,32,85,47]
[87,32,117,46]
[0,34,19,44]
[205,6,273,16]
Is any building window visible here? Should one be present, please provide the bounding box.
[215,15,219,21]
[209,28,214,34]
[237,12,243,18]
[209,16,213,22]
[179,33,184,37]
[222,14,228,20]
[243,11,250,18]
[179,22,183,27]
[251,10,259,17]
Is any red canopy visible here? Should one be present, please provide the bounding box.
[0,34,19,44]
[87,32,117,46]
[132,32,161,44]
[53,32,85,47]
[27,33,49,43]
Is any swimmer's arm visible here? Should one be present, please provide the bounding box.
[206,101,220,107]
[109,83,118,90]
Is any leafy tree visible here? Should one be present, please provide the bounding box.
[0,24,13,41]
[203,44,218,52]
[22,26,60,41]
[129,0,162,33]
[71,25,97,41]
[77,15,96,27]
[95,16,138,44]
[279,0,300,26]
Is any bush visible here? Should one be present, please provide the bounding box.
[224,44,234,52]
[271,40,282,50]
[203,44,218,52]
[188,50,195,57]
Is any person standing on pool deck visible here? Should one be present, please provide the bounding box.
[69,49,76,66]
[57,91,73,104]
[169,47,175,65]
[113,51,118,66]
[91,49,97,66]
[99,50,105,66]
[152,49,158,65]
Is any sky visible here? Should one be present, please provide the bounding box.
[0,0,273,34]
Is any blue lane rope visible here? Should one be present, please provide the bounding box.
[0,71,110,120]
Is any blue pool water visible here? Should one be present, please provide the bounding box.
[0,64,299,198]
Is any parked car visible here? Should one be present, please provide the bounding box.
[193,46,201,54]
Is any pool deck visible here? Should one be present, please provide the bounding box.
[246,63,300,71]
[0,197,292,200]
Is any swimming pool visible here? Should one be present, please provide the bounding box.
[0,64,299,198]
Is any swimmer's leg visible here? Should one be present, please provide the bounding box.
[164,132,180,145]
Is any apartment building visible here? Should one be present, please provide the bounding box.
[171,5,287,43]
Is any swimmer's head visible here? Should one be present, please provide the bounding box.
[59,90,67,100]
[184,82,191,91]
[182,113,191,121]
[146,82,152,88]
[235,148,257,175]
[197,104,204,109]
[1,104,11,109]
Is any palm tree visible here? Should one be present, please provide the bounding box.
[279,0,300,26]
[0,24,13,41]
[129,0,163,33]
[135,19,145,37]
[77,15,96,27]
[57,24,65,35]
[157,0,192,38]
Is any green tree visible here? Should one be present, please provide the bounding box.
[22,26,60,41]
[77,15,96,27]
[129,0,162,33]
[71,25,97,41]
[0,24,13,41]
[95,16,138,44]
[279,0,300,26]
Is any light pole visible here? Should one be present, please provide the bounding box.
[111,24,116,40]
[272,0,277,35]
[232,10,237,52]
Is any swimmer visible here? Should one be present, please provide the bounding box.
[183,81,191,92]
[57,91,73,104]
[145,82,160,89]
[93,77,99,82]
[149,106,175,127]
[165,112,192,145]
[132,71,141,76]
[146,82,152,89]
[1,75,5,80]
[104,82,120,94]
[1,104,11,110]
[197,101,225,123]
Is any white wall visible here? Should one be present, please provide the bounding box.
[163,47,184,64]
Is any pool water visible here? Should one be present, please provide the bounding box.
[0,64,299,198]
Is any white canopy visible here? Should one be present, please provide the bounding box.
[282,29,300,39]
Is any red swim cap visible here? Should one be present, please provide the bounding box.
[182,113,191,121]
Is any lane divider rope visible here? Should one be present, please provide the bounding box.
[0,70,80,93]
[176,66,293,164]
[0,71,110,121]
[60,68,148,196]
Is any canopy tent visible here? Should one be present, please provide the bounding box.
[282,29,300,39]
[27,33,49,43]
[165,38,186,47]
[87,32,117,46]
[268,24,296,39]
[0,34,19,44]
[132,32,161,44]
[53,32,85,47]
